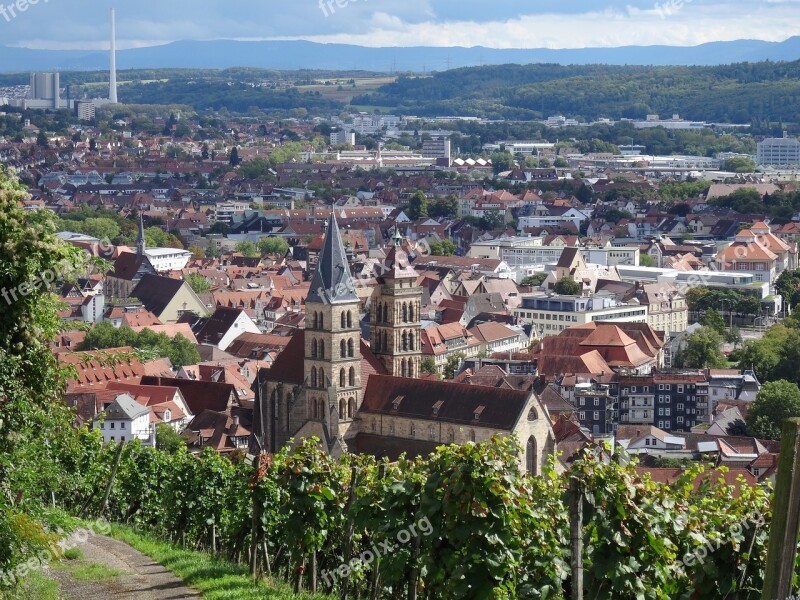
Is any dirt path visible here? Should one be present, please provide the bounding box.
[46,534,201,600]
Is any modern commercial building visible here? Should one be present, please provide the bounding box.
[422,138,451,161]
[513,294,649,335]
[330,130,355,146]
[756,135,800,166]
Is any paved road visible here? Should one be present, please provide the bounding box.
[47,534,201,600]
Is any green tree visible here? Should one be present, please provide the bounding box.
[639,254,656,267]
[238,158,274,180]
[0,167,95,575]
[674,327,727,369]
[725,325,743,348]
[407,191,429,220]
[723,156,757,173]
[258,236,289,257]
[429,195,459,219]
[208,222,230,235]
[201,143,209,160]
[80,323,200,368]
[521,273,547,287]
[155,423,186,453]
[553,278,582,295]
[229,146,241,166]
[701,308,726,335]
[421,357,438,377]
[185,273,212,294]
[746,379,800,440]
[443,352,466,379]
[427,239,456,256]
[491,151,515,175]
[554,157,569,168]
[235,240,260,258]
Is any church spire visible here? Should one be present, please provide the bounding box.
[307,212,359,305]
[136,212,146,256]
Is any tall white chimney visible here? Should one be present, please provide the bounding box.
[109,8,118,103]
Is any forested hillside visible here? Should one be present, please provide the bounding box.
[353,61,800,122]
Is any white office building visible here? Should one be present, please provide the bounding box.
[144,248,193,272]
[757,136,800,166]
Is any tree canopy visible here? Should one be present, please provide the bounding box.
[747,379,800,440]
[80,322,200,367]
[553,278,582,295]
[674,326,727,369]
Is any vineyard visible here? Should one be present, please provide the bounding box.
[32,430,772,600]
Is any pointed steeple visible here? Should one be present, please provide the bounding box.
[307,213,359,305]
[136,212,146,256]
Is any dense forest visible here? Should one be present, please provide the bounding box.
[353,60,800,123]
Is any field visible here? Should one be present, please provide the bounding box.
[294,76,396,103]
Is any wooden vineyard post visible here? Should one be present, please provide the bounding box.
[568,476,584,600]
[762,418,800,600]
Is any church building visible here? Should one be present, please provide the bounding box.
[251,214,555,473]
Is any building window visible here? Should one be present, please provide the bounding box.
[349,367,355,387]
[340,369,346,387]
[110,422,115,429]
[348,338,354,357]
[469,430,476,442]
[410,423,416,437]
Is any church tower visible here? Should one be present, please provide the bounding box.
[304,213,363,439]
[371,228,422,378]
[136,212,146,257]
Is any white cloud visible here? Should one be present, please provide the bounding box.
[279,4,799,49]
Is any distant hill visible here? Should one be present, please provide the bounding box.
[352,61,800,122]
[1,37,800,73]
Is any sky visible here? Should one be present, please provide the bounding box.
[0,0,797,50]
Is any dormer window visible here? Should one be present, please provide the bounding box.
[432,400,444,417]
[392,396,404,411]
[473,405,485,421]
